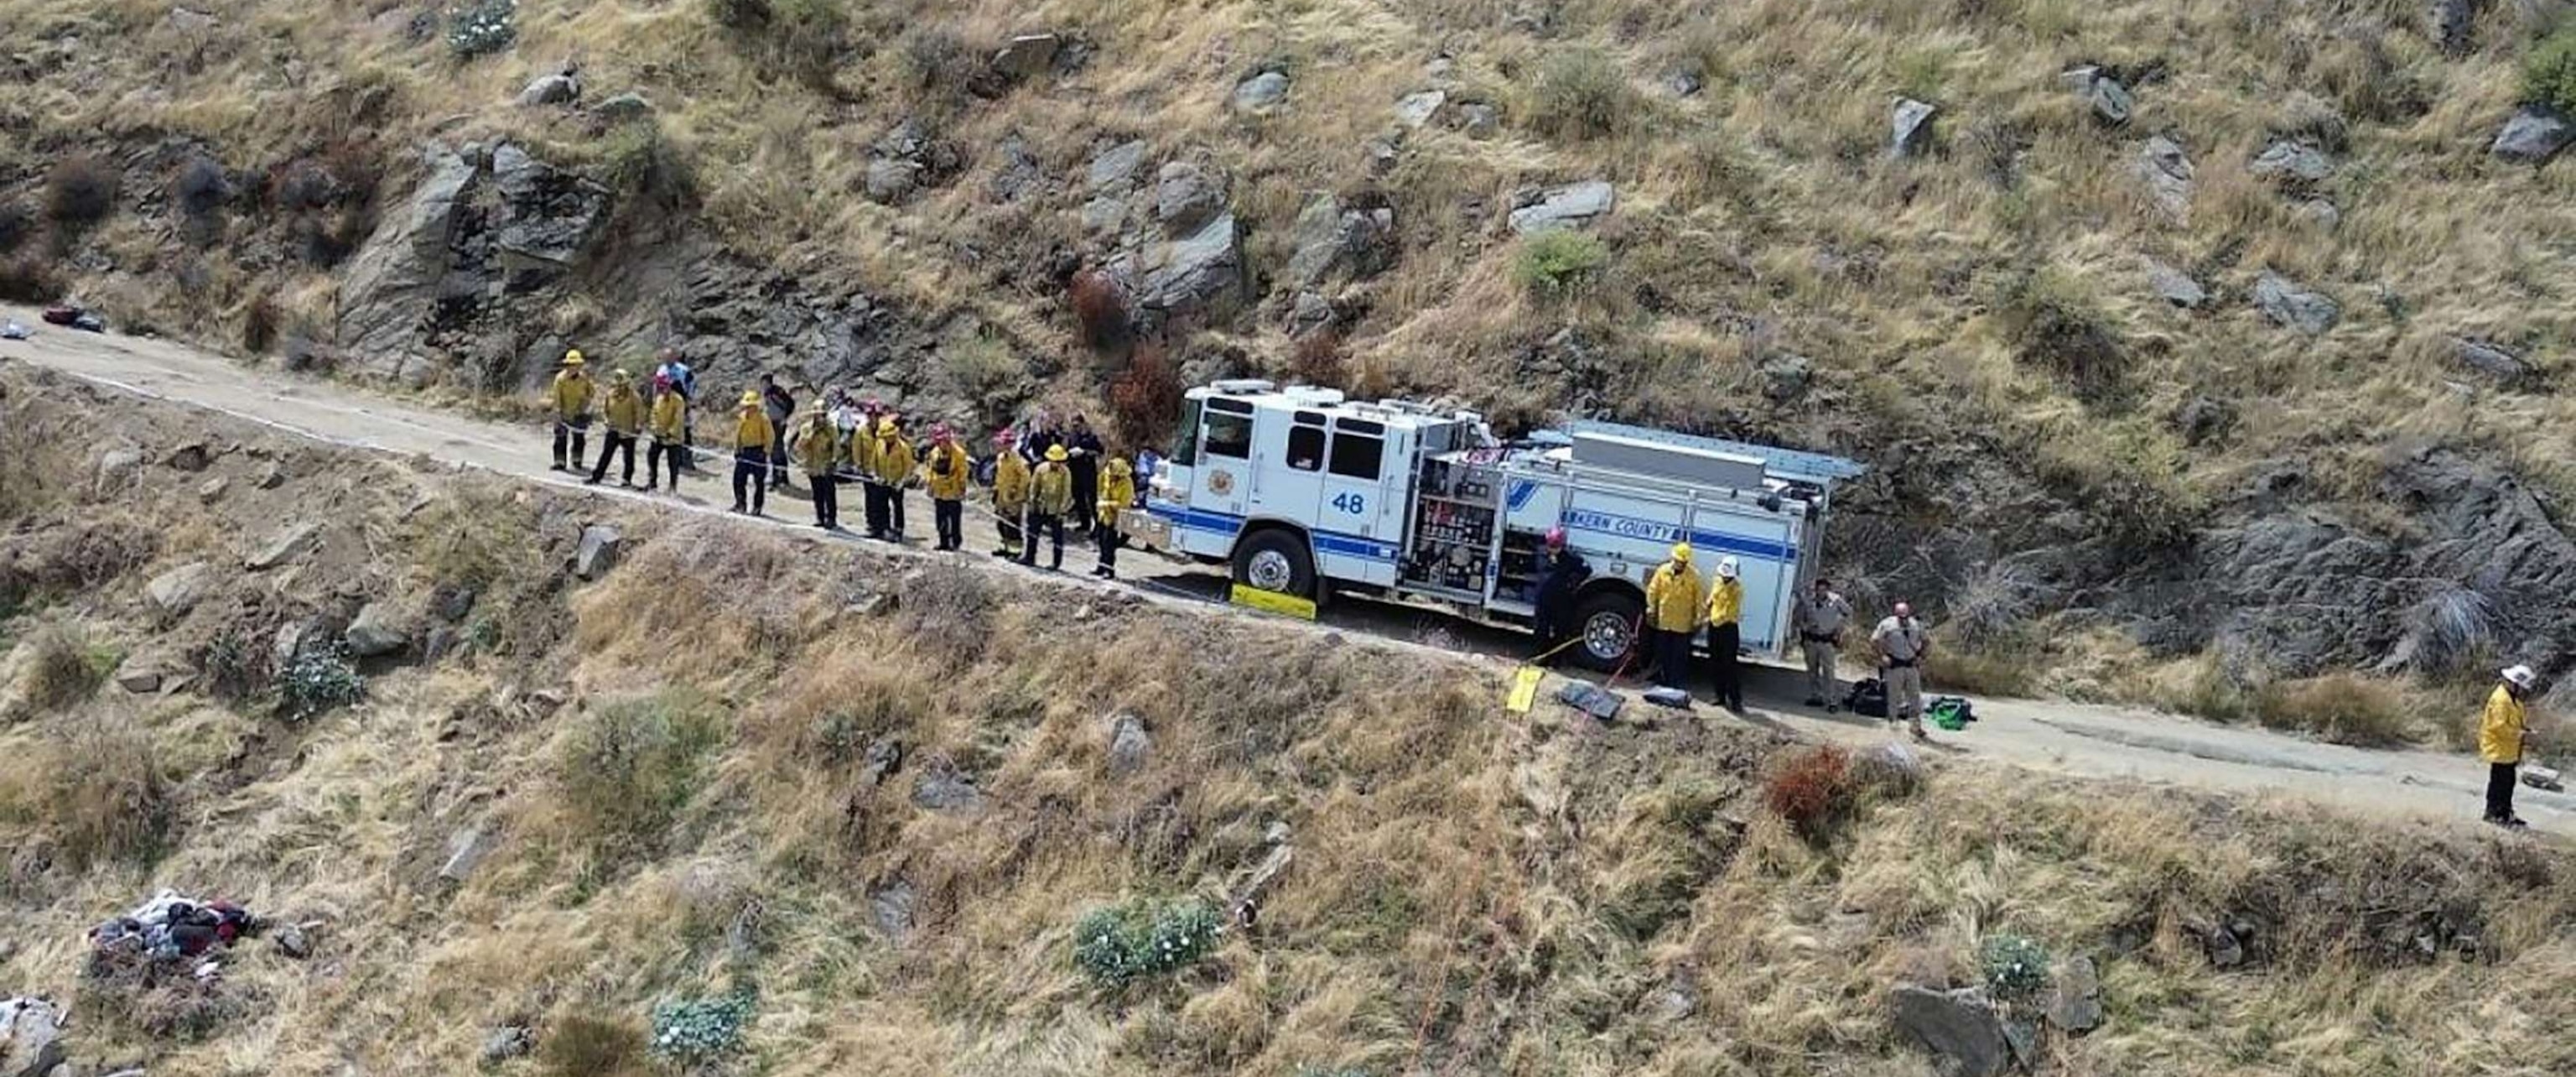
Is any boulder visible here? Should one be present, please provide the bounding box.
[863,158,922,205]
[2493,106,2575,164]
[481,1026,533,1065]
[2048,955,2105,1033]
[247,521,322,570]
[0,996,65,1077]
[1363,138,1400,177]
[95,449,143,493]
[912,763,983,813]
[168,6,218,32]
[1285,193,1397,286]
[2294,198,2341,230]
[2251,140,2334,184]
[1459,102,1501,139]
[490,143,611,273]
[1663,70,1705,97]
[257,460,288,489]
[1105,712,1151,774]
[1123,212,1248,319]
[2067,70,2133,125]
[2252,271,2340,335]
[588,92,653,124]
[2143,258,2206,309]
[273,614,340,668]
[1087,139,1150,191]
[1507,180,1615,235]
[1888,985,2011,1077]
[1153,162,1224,232]
[164,440,211,471]
[2431,0,2476,55]
[574,524,622,581]
[147,561,215,615]
[1080,194,1130,235]
[197,476,228,502]
[2454,338,2530,385]
[992,33,1062,81]
[1891,97,1940,158]
[1760,352,1815,403]
[870,880,917,940]
[334,143,480,377]
[439,825,499,884]
[2137,135,2194,220]
[344,601,412,658]
[274,923,313,959]
[1394,89,1447,127]
[1233,70,1291,113]
[516,70,581,107]
[986,136,1044,203]
[1286,290,1337,339]
[112,655,169,695]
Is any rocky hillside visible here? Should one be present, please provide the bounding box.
[6,367,2576,1076]
[3,0,2576,710]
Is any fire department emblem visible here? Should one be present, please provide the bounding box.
[1208,469,1236,496]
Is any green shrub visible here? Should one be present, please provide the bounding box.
[648,989,755,1064]
[1512,231,1611,299]
[197,627,267,703]
[2524,26,2576,114]
[1979,934,2051,1002]
[558,691,725,861]
[1529,49,1638,141]
[278,645,365,721]
[1073,898,1223,986]
[21,625,110,712]
[598,122,698,211]
[446,0,517,60]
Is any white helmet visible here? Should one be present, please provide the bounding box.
[1716,555,1740,580]
[2503,665,2538,690]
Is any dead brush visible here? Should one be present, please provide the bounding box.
[0,710,174,870]
[1761,744,1853,841]
[895,560,995,663]
[19,623,108,712]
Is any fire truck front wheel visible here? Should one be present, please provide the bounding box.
[1232,528,1316,599]
[1571,589,1645,673]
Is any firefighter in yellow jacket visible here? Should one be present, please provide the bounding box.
[548,350,595,471]
[646,378,686,492]
[991,430,1031,559]
[1023,444,1073,570]
[584,368,644,488]
[790,402,842,530]
[1704,555,1746,712]
[1643,544,1702,689]
[864,417,917,542]
[922,424,972,552]
[1093,455,1135,579]
[2483,664,2540,829]
[730,390,774,517]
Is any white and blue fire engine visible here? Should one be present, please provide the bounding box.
[1123,380,1863,670]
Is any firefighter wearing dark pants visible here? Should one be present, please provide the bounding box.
[647,379,686,492]
[1705,555,1745,713]
[1643,544,1702,689]
[1531,528,1588,663]
[852,415,887,538]
[870,417,917,542]
[2483,665,2539,829]
[1871,602,1931,739]
[548,350,594,471]
[922,424,971,551]
[790,403,841,529]
[585,368,643,487]
[1022,445,1072,570]
[1093,455,1134,578]
[730,391,773,517]
[991,434,1031,559]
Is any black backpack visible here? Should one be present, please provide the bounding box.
[1845,678,1889,718]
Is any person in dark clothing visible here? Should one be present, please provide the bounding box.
[1063,414,1104,537]
[1530,528,1590,663]
[760,375,797,491]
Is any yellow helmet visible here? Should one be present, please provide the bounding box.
[739,390,761,407]
[1046,444,1070,462]
[562,349,585,367]
[610,367,632,382]
[1670,543,1692,563]
[878,416,899,435]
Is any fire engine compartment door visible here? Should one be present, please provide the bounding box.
[1311,416,1403,585]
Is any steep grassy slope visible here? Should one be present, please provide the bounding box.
[3,371,2576,1075]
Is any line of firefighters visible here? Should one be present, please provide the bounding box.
[540,349,1138,575]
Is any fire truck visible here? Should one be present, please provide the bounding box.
[1122,380,1863,671]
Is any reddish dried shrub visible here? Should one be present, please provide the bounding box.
[1107,342,1182,450]
[1761,744,1852,839]
[1068,268,1130,352]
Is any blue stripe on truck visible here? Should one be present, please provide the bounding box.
[1145,506,1400,563]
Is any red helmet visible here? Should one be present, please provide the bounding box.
[1545,527,1567,549]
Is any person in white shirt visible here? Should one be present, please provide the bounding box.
[1793,578,1855,711]
[1871,601,1931,739]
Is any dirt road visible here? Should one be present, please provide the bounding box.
[3,305,2560,835]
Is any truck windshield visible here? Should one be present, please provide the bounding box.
[1173,398,1202,462]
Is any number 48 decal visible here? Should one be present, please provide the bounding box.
[1330,492,1368,515]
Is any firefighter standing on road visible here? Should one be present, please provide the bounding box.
[871,416,917,543]
[647,377,687,492]
[1024,445,1072,570]
[923,424,972,552]
[2483,664,2541,829]
[992,431,1031,559]
[584,368,643,487]
[791,402,842,530]
[1644,544,1702,689]
[1705,555,1746,714]
[1093,455,1135,579]
[1872,601,1931,740]
[730,390,774,518]
[548,350,595,472]
[1530,528,1590,663]
[1793,577,1853,712]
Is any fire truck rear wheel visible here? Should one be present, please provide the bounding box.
[1571,589,1645,673]
[1233,528,1316,599]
